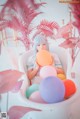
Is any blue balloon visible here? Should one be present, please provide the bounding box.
[39,76,65,103]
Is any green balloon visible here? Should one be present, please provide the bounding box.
[25,84,39,98]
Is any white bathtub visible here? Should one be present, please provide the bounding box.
[19,46,80,119]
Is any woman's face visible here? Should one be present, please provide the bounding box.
[37,44,47,52]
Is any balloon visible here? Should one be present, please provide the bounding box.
[40,66,57,78]
[29,91,47,104]
[57,74,66,80]
[32,76,42,84]
[39,76,65,103]
[63,79,76,99]
[36,50,53,66]
[25,84,39,98]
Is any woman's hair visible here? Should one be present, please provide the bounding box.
[33,34,49,54]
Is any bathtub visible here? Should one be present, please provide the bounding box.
[19,46,80,119]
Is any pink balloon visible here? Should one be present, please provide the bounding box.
[40,66,57,78]
[29,91,47,104]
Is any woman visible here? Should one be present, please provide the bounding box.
[26,34,64,84]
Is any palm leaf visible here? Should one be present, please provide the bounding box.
[8,106,41,119]
[33,19,59,38]
[70,4,80,34]
[0,70,23,94]
[0,0,44,49]
[59,40,74,49]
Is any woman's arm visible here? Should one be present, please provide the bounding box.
[51,53,65,74]
[27,68,39,80]
[56,67,65,74]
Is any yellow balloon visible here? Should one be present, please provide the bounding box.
[57,74,66,80]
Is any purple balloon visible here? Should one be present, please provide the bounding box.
[39,76,65,103]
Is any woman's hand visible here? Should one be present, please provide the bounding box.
[56,67,65,74]
[34,61,40,71]
[27,62,40,81]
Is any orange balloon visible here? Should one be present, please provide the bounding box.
[57,74,66,80]
[63,80,76,99]
[36,50,53,66]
